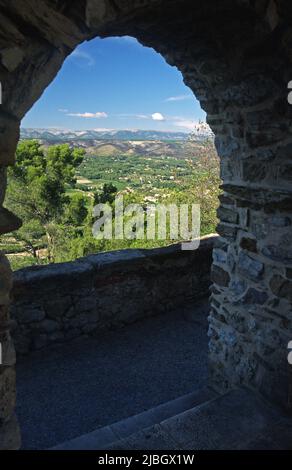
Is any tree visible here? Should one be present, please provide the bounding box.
[65,193,88,226]
[6,141,86,262]
[94,183,117,205]
[13,219,45,260]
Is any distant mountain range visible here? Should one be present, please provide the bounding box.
[20,125,213,142]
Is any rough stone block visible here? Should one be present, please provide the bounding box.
[0,254,13,305]
[0,207,22,235]
[0,168,7,205]
[0,46,25,72]
[0,367,16,421]
[239,288,268,305]
[240,236,257,253]
[0,113,20,166]
[0,335,16,366]
[213,249,228,265]
[270,275,292,302]
[211,265,230,287]
[86,0,116,27]
[218,194,234,206]
[44,296,72,319]
[238,252,264,281]
[230,278,247,298]
[14,306,45,324]
[242,159,267,182]
[32,333,47,350]
[262,235,292,263]
[0,414,20,450]
[217,223,237,241]
[37,319,60,333]
[217,207,239,224]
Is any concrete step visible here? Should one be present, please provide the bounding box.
[105,387,292,450]
[51,386,218,450]
[52,387,292,450]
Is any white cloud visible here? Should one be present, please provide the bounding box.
[108,36,139,45]
[70,48,95,67]
[165,94,193,102]
[67,112,108,119]
[173,120,197,130]
[58,108,69,113]
[116,113,149,119]
[152,112,165,121]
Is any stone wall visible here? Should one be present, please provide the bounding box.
[210,190,292,407]
[1,0,292,449]
[10,237,215,355]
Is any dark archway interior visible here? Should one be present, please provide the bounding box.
[0,0,292,449]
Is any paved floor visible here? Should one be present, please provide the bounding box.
[16,299,210,449]
[105,388,292,450]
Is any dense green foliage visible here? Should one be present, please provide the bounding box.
[5,141,87,264]
[1,139,220,270]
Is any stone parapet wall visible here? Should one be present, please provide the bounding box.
[10,236,215,355]
[210,187,292,407]
[1,0,292,449]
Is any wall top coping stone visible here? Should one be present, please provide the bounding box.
[13,234,218,285]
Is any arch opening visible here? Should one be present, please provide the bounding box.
[0,0,292,450]
[4,34,219,270]
[7,34,219,449]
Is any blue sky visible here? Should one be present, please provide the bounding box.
[22,36,205,132]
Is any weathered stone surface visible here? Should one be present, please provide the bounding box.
[12,259,95,302]
[211,265,230,287]
[0,113,20,165]
[217,223,237,241]
[229,278,247,298]
[44,297,73,319]
[270,275,292,302]
[86,0,114,26]
[268,216,291,228]
[239,288,268,306]
[240,237,257,253]
[262,236,292,263]
[286,268,292,280]
[238,252,264,281]
[221,75,279,108]
[0,336,16,366]
[242,158,267,182]
[37,319,60,334]
[218,194,234,206]
[32,334,47,351]
[217,207,239,225]
[0,0,292,449]
[0,207,22,235]
[0,168,7,205]
[0,254,13,305]
[0,414,20,450]
[10,236,216,354]
[246,108,291,147]
[0,47,25,72]
[0,368,16,421]
[213,249,228,265]
[13,306,45,324]
[279,164,292,182]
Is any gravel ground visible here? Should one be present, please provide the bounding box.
[16,299,209,449]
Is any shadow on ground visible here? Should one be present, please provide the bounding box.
[16,299,210,449]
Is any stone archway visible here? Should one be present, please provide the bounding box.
[1,0,292,449]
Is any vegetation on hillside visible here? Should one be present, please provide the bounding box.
[1,138,221,270]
